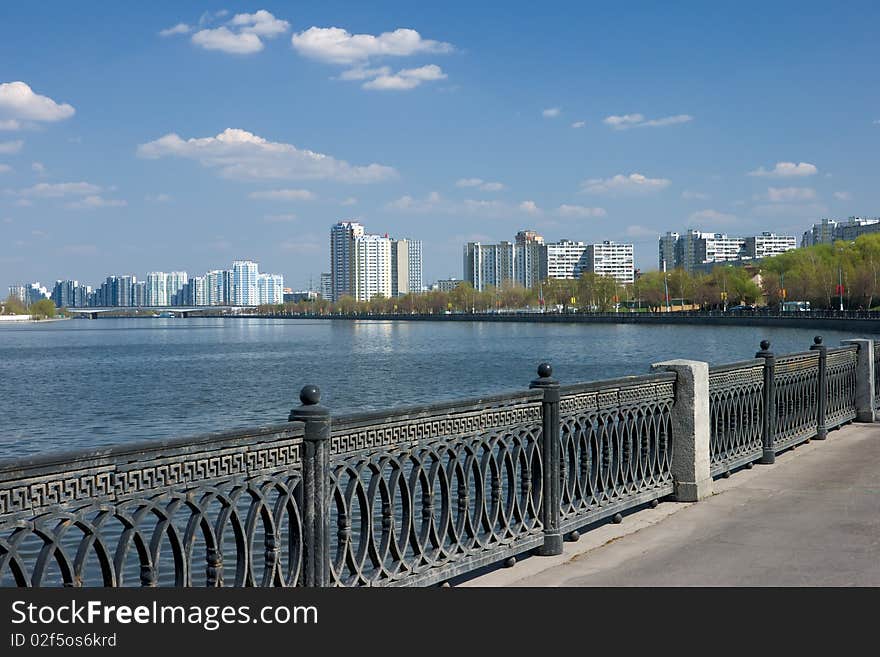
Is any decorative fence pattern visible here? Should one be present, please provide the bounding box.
[824,346,858,429]
[708,361,764,476]
[325,392,545,587]
[772,351,820,451]
[0,337,866,587]
[0,425,306,588]
[556,374,675,535]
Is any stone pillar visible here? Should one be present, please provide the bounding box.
[651,359,713,501]
[842,339,875,422]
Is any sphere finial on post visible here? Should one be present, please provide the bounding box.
[813,335,823,346]
[300,384,321,406]
[756,340,773,358]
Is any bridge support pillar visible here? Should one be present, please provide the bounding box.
[651,359,713,502]
[842,339,875,422]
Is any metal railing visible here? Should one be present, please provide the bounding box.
[0,337,867,587]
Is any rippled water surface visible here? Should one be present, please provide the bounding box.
[0,317,861,455]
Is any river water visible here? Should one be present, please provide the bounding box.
[0,317,861,456]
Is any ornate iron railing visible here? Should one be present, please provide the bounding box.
[326,391,545,587]
[824,346,857,429]
[708,360,764,476]
[772,351,820,452]
[0,424,306,587]
[556,374,675,535]
[874,340,880,409]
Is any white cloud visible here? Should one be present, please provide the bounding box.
[752,202,827,218]
[66,195,127,209]
[519,200,541,214]
[748,162,818,178]
[13,182,101,197]
[31,162,46,175]
[145,193,172,202]
[873,119,880,125]
[14,199,31,207]
[362,64,446,90]
[340,197,357,206]
[556,204,606,218]
[248,189,316,201]
[228,10,290,37]
[159,23,191,37]
[760,186,817,202]
[291,27,453,65]
[455,177,505,191]
[192,27,264,54]
[833,191,852,201]
[603,113,692,130]
[571,121,585,129]
[580,172,671,195]
[681,190,710,200]
[0,164,11,174]
[0,82,75,126]
[339,66,392,81]
[542,108,560,118]
[279,240,321,254]
[689,209,737,224]
[137,128,398,183]
[0,140,23,154]
[264,213,297,223]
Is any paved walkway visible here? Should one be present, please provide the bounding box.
[463,423,880,586]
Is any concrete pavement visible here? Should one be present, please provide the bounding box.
[462,423,880,586]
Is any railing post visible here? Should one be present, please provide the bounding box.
[810,336,828,440]
[289,384,331,587]
[530,363,562,556]
[650,359,712,501]
[841,338,876,422]
[756,340,776,464]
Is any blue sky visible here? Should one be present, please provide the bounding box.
[1,1,878,291]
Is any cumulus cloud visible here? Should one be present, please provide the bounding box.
[0,82,75,127]
[748,162,818,178]
[137,128,397,183]
[386,192,541,218]
[0,140,23,154]
[362,64,446,90]
[145,193,172,202]
[760,186,817,202]
[681,190,710,200]
[264,213,297,223]
[159,23,191,37]
[455,178,505,191]
[542,108,560,118]
[571,121,585,129]
[625,225,658,239]
[0,164,11,174]
[66,195,127,209]
[580,173,671,195]
[519,200,541,214]
[340,197,357,206]
[292,27,453,65]
[833,191,852,201]
[248,188,316,201]
[32,162,46,175]
[603,113,692,130]
[182,10,289,54]
[689,209,737,224]
[556,204,606,218]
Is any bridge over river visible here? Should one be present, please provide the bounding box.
[67,305,250,319]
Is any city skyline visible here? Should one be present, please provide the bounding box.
[2,2,879,292]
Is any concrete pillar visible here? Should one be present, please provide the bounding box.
[841,339,875,422]
[651,359,713,501]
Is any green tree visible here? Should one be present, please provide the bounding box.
[29,298,56,319]
[2,295,26,315]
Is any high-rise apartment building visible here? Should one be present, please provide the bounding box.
[660,229,795,272]
[165,272,188,306]
[257,273,284,305]
[389,239,424,296]
[803,217,880,246]
[515,230,546,288]
[584,241,635,284]
[659,232,680,270]
[145,272,168,306]
[463,241,516,291]
[742,233,798,259]
[353,234,393,301]
[132,281,146,307]
[320,273,332,300]
[330,221,364,302]
[545,240,589,279]
[232,260,258,306]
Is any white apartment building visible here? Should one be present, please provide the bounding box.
[463,241,516,291]
[515,230,546,288]
[257,273,284,305]
[743,233,797,259]
[232,260,258,306]
[330,221,364,302]
[145,272,168,306]
[320,273,332,300]
[353,234,393,301]
[584,241,635,284]
[545,240,589,279]
[166,271,188,305]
